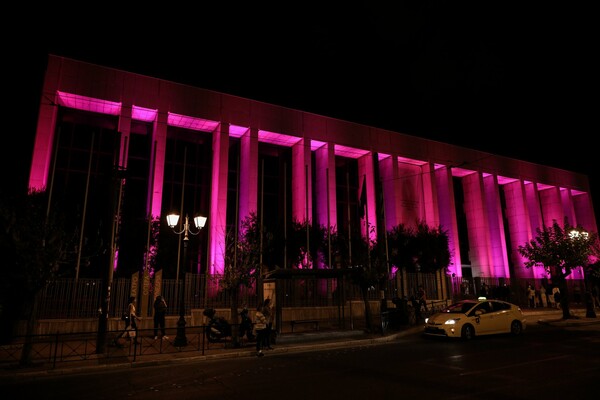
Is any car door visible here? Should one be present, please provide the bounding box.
[488,300,512,334]
[469,302,494,335]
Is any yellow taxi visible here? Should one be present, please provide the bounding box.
[423,298,526,340]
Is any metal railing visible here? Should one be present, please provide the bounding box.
[32,274,589,320]
[0,325,244,370]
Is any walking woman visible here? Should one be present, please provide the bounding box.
[115,296,141,345]
[254,303,268,357]
[261,298,274,349]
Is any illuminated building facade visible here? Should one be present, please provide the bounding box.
[29,55,597,284]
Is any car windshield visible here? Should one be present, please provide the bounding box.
[444,302,476,314]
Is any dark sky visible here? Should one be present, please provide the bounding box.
[4,2,597,228]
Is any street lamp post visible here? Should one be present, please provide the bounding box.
[167,213,207,347]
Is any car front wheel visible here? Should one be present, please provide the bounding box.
[461,324,475,340]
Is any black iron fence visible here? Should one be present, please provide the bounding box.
[33,273,589,320]
[0,325,247,370]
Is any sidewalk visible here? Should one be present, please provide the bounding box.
[1,307,598,382]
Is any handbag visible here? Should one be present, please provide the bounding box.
[121,313,129,321]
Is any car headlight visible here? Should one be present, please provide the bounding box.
[444,318,459,325]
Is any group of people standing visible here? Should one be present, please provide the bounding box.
[114,294,276,356]
[527,283,561,309]
[115,295,169,345]
[254,298,274,357]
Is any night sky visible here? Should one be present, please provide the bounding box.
[3,3,597,229]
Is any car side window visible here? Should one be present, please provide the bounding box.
[492,301,509,312]
[473,302,491,315]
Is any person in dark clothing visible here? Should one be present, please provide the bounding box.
[417,286,427,312]
[480,282,488,298]
[153,295,168,340]
[261,298,274,349]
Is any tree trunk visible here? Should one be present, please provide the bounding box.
[557,278,571,319]
[19,293,39,366]
[560,288,571,319]
[360,286,373,332]
[230,289,240,347]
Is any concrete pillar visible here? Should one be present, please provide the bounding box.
[503,179,534,280]
[462,172,493,277]
[239,127,259,228]
[209,123,230,274]
[315,142,337,233]
[436,166,461,278]
[483,174,510,278]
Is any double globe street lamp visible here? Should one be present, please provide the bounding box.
[166,213,207,347]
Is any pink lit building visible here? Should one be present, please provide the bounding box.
[29,55,597,287]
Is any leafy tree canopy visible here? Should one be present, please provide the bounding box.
[219,212,268,291]
[0,190,71,340]
[387,221,451,273]
[518,218,598,281]
[518,218,599,319]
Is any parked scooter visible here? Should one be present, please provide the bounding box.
[203,308,232,342]
[238,307,255,342]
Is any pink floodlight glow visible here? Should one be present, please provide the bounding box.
[334,144,370,159]
[168,112,219,132]
[397,156,426,166]
[451,167,476,178]
[497,175,518,185]
[258,130,302,146]
[311,140,326,151]
[378,153,391,160]
[56,91,120,115]
[132,105,157,122]
[536,183,554,191]
[229,125,250,138]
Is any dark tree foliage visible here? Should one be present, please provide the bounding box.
[283,219,328,270]
[387,221,451,273]
[0,190,71,362]
[219,212,271,346]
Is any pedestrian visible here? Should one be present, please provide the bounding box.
[574,285,582,305]
[254,302,268,357]
[479,282,488,298]
[592,284,600,309]
[116,296,141,345]
[552,286,561,309]
[527,284,536,308]
[417,286,427,312]
[261,298,274,350]
[539,285,548,308]
[547,288,556,308]
[153,295,168,340]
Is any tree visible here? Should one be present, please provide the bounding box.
[0,190,71,364]
[283,218,328,269]
[219,212,270,346]
[387,221,451,274]
[342,223,389,332]
[518,218,598,319]
[387,223,415,271]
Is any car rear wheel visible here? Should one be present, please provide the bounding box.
[510,320,523,336]
[461,324,475,340]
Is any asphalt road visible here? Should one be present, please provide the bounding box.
[3,322,598,400]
